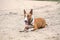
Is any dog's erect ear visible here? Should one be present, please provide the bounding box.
[30,9,33,14]
[24,9,26,14]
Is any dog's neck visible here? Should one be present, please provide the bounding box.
[28,18,33,25]
[28,16,34,25]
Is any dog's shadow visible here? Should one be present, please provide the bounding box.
[19,28,44,33]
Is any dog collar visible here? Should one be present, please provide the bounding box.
[28,18,33,25]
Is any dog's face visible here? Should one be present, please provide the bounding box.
[24,9,33,24]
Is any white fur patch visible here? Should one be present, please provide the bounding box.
[24,17,27,21]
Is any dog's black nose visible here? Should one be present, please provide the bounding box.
[25,20,28,23]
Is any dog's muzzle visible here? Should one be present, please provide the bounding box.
[25,20,27,23]
[24,20,28,25]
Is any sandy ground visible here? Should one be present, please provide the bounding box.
[0,1,60,40]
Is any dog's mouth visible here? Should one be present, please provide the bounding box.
[24,20,28,25]
[24,20,30,25]
[24,19,33,25]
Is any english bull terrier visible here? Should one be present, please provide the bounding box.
[20,9,47,32]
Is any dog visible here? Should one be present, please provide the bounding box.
[20,9,47,32]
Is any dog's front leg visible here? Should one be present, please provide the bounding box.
[31,24,38,31]
[23,25,30,32]
[20,25,29,32]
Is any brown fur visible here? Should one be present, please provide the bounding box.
[33,18,46,31]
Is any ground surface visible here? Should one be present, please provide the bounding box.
[0,1,60,40]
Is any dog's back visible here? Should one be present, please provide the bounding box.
[33,18,46,30]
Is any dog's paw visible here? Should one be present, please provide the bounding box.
[31,29,35,31]
[19,30,24,32]
[19,30,28,32]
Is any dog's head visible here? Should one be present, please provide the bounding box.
[24,9,33,25]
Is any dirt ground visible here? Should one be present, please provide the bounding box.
[0,1,60,40]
